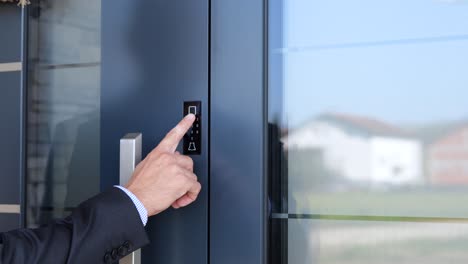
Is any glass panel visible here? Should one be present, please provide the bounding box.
[268,0,468,262]
[284,218,468,264]
[26,0,101,227]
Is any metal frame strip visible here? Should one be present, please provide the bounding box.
[0,204,20,214]
[0,62,22,72]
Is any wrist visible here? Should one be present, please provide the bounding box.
[126,185,160,217]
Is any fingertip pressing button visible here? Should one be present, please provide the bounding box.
[188,106,197,115]
[183,101,202,155]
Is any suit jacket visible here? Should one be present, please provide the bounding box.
[0,188,149,264]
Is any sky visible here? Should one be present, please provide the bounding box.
[270,0,468,127]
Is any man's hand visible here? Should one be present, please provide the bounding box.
[125,114,201,216]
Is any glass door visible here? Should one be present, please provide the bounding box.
[268,0,468,263]
[26,0,101,227]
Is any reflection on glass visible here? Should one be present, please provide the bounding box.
[286,219,468,264]
[268,0,468,263]
[283,113,468,218]
[26,0,101,227]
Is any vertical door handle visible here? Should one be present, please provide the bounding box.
[120,133,142,264]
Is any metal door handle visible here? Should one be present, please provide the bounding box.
[120,133,142,264]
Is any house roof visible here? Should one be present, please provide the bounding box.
[315,112,413,138]
[417,122,468,145]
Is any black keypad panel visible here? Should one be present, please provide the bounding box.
[183,101,202,155]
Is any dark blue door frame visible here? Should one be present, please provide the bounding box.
[210,0,267,263]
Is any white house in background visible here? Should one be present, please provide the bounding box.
[283,113,423,185]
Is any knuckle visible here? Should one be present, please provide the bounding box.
[184,177,194,186]
[191,183,202,198]
[147,150,159,160]
[182,174,192,181]
[160,153,174,163]
[156,152,166,160]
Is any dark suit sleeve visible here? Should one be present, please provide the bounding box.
[0,188,150,264]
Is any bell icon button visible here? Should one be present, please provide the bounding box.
[183,101,201,155]
[188,142,197,151]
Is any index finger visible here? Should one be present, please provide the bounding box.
[157,114,196,153]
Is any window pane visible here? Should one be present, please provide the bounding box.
[282,218,468,264]
[26,0,101,227]
[269,0,468,262]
